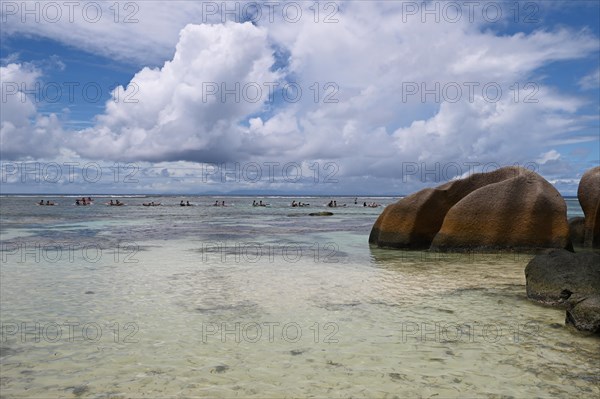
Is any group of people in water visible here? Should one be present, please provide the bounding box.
[290,201,309,207]
[363,202,381,208]
[37,197,382,208]
[75,197,93,206]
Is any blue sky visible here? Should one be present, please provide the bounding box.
[1,0,599,195]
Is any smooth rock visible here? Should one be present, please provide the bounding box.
[370,166,571,251]
[577,166,600,248]
[525,249,600,306]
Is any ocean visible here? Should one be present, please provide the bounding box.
[0,195,598,398]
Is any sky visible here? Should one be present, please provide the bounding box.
[1,0,599,195]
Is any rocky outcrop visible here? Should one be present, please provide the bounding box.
[525,249,600,333]
[577,166,600,249]
[568,217,586,247]
[369,166,571,251]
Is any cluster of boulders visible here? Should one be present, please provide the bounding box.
[369,166,600,334]
[369,166,572,251]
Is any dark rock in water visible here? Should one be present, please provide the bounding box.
[566,296,600,334]
[525,249,600,306]
[210,365,229,374]
[369,166,571,252]
[66,385,89,397]
[568,217,586,247]
[525,249,600,334]
[309,212,333,216]
[84,291,95,294]
[577,166,600,249]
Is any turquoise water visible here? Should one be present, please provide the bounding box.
[1,195,598,398]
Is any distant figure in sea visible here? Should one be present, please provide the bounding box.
[39,199,44,205]
[186,201,191,206]
[364,202,367,207]
[180,200,185,206]
[354,197,357,204]
[222,201,225,207]
[76,199,80,206]
[214,201,219,207]
[291,201,297,207]
[110,200,114,205]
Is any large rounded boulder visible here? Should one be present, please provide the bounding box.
[577,166,600,249]
[369,166,571,251]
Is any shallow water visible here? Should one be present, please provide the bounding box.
[1,196,598,398]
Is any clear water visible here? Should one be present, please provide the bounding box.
[1,195,598,398]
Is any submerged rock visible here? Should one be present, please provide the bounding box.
[566,296,600,334]
[369,166,571,251]
[525,249,600,306]
[577,166,600,249]
[309,212,334,216]
[525,249,600,334]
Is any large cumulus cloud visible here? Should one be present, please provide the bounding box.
[2,1,599,194]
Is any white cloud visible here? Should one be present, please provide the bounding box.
[70,22,281,162]
[537,150,561,164]
[0,63,64,159]
[1,1,223,65]
[579,68,600,90]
